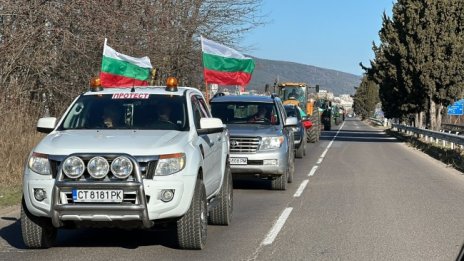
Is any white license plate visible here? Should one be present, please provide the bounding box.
[229,157,247,165]
[72,189,123,203]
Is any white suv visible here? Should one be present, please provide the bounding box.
[21,81,231,250]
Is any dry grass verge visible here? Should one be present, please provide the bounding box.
[0,101,44,206]
[386,129,464,173]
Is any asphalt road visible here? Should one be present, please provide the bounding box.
[2,118,464,260]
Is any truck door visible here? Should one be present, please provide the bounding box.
[191,95,221,195]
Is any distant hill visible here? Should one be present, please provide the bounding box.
[247,57,362,95]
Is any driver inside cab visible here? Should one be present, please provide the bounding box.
[102,105,123,128]
[248,105,276,123]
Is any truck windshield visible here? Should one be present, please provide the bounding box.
[211,102,280,125]
[59,94,189,131]
[282,87,305,104]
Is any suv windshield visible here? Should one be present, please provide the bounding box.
[211,102,280,125]
[59,94,188,131]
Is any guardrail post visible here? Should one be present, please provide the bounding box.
[443,139,446,147]
[451,142,455,149]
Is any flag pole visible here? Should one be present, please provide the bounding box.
[205,81,209,103]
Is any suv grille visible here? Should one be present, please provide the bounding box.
[230,137,260,153]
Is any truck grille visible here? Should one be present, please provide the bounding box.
[230,137,260,153]
[49,157,157,179]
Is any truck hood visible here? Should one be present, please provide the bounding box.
[34,130,190,156]
[225,124,283,137]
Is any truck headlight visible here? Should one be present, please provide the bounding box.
[260,136,284,150]
[62,156,85,179]
[111,156,133,179]
[155,153,186,176]
[28,152,51,175]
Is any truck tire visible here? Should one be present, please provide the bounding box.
[271,167,288,190]
[295,141,305,158]
[209,163,233,225]
[308,127,318,143]
[177,179,208,250]
[21,197,57,249]
[307,112,320,143]
[287,155,295,183]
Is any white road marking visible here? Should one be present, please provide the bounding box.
[320,148,329,158]
[317,122,345,165]
[327,140,334,149]
[308,165,318,176]
[293,179,309,198]
[257,122,347,252]
[261,207,293,246]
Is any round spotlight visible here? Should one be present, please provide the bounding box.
[87,156,109,179]
[62,156,85,179]
[34,188,47,202]
[111,156,133,179]
[160,189,175,202]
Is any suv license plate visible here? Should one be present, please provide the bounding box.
[229,157,247,165]
[72,189,123,203]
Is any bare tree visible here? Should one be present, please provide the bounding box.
[0,0,264,113]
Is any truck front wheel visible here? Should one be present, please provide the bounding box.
[177,179,208,250]
[21,197,57,249]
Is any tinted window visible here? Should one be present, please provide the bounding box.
[191,95,211,129]
[211,102,280,125]
[284,105,301,120]
[60,94,188,131]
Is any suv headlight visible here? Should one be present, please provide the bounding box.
[260,136,284,150]
[28,152,51,175]
[155,153,186,176]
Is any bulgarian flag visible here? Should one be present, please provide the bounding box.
[100,39,153,87]
[201,36,255,86]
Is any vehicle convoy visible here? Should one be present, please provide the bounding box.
[284,104,311,158]
[21,77,232,250]
[276,82,321,143]
[210,94,297,190]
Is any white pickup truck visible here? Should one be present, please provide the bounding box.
[21,79,232,250]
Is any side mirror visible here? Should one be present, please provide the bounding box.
[37,117,57,133]
[302,119,313,129]
[284,117,298,127]
[198,118,224,134]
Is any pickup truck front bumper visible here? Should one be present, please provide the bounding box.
[23,154,196,228]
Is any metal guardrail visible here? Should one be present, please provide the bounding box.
[369,117,386,126]
[441,123,464,133]
[392,124,464,149]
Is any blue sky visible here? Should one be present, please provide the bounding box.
[241,0,395,76]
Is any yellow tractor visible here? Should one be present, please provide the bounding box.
[277,82,321,142]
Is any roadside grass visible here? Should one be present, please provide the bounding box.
[0,185,22,207]
[386,129,464,173]
[0,101,43,207]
